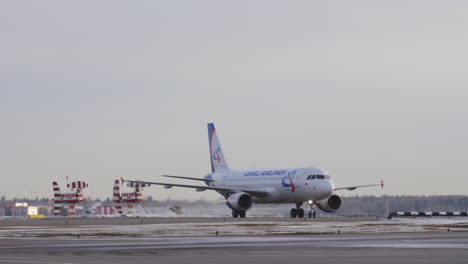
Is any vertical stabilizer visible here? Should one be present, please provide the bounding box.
[52,182,62,216]
[113,180,123,215]
[52,182,61,197]
[112,180,120,202]
[207,123,230,172]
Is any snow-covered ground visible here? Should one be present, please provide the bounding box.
[108,202,297,217]
[1,217,467,239]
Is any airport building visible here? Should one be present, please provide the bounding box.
[96,206,116,215]
[0,203,38,217]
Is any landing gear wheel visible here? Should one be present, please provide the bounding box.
[239,211,246,218]
[232,210,239,218]
[308,210,316,218]
[297,208,304,218]
[308,202,317,218]
[290,208,297,218]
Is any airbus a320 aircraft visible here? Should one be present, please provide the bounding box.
[125,123,384,218]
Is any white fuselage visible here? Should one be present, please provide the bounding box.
[205,166,334,204]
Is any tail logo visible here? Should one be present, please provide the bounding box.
[281,170,297,192]
[213,147,221,163]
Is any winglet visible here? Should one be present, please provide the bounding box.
[380,180,384,188]
[120,177,125,185]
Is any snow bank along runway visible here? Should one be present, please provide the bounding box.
[0,233,467,264]
[0,216,468,238]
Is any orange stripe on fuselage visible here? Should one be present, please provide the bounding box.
[288,172,295,192]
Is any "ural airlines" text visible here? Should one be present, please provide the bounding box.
[243,170,288,176]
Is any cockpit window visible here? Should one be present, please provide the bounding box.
[308,175,326,180]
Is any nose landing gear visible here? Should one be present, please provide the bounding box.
[308,210,316,218]
[308,201,316,218]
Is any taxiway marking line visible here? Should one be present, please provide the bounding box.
[0,260,78,264]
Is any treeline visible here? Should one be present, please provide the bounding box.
[145,195,468,216]
[338,195,468,215]
[144,195,468,216]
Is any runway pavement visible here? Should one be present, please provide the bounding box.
[0,232,467,264]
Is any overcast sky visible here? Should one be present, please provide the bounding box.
[1,1,467,200]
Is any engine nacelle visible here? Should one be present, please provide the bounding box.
[316,194,342,213]
[226,192,253,211]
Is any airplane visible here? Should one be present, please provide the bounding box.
[124,123,384,218]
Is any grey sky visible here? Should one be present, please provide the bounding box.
[1,1,467,200]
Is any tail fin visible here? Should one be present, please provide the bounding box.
[113,179,123,215]
[52,182,61,198]
[208,123,230,172]
[113,180,120,202]
[52,182,62,216]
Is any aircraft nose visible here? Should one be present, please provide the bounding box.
[325,180,334,196]
[318,179,334,198]
[308,178,334,200]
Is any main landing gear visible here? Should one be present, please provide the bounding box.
[290,202,305,218]
[232,210,246,218]
[291,201,317,218]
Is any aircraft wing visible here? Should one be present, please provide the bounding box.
[334,180,384,191]
[162,175,213,182]
[123,179,269,198]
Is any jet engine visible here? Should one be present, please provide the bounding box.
[316,194,342,213]
[226,192,253,211]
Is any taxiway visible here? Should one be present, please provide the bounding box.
[0,232,467,264]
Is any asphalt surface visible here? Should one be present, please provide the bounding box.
[0,232,467,264]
